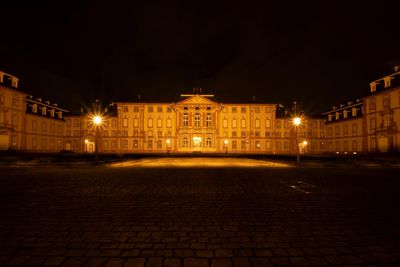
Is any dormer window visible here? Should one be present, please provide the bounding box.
[370,82,376,92]
[328,114,333,122]
[352,107,357,117]
[335,112,340,120]
[32,104,38,113]
[58,111,63,119]
[50,109,55,117]
[384,77,392,88]
[42,106,47,115]
[343,110,348,119]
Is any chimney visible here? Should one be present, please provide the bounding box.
[37,98,42,102]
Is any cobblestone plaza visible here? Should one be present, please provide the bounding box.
[0,159,399,266]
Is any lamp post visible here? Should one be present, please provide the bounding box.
[166,139,171,154]
[224,139,228,155]
[293,117,301,163]
[303,140,308,157]
[84,139,89,156]
[93,115,102,164]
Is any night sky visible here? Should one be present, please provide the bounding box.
[1,1,400,114]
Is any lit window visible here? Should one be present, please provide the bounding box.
[223,119,228,128]
[241,119,246,128]
[241,107,246,113]
[183,113,189,127]
[148,118,153,128]
[183,137,189,148]
[231,107,237,113]
[194,114,200,127]
[231,119,237,128]
[123,118,128,128]
[206,114,212,127]
[265,119,271,128]
[255,119,260,128]
[148,106,153,113]
[206,138,212,148]
[255,107,260,113]
[133,118,139,127]
[133,106,139,112]
[157,118,162,128]
[157,106,163,113]
[167,118,172,128]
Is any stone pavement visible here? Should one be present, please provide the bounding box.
[0,161,399,266]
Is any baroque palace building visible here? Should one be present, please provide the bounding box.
[1,66,399,154]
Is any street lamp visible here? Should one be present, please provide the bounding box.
[303,140,308,157]
[84,139,89,156]
[93,115,102,164]
[293,117,301,163]
[224,139,228,155]
[166,139,171,154]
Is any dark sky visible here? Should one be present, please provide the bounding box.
[1,0,400,113]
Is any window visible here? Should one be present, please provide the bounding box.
[343,125,348,136]
[157,106,163,113]
[147,140,153,149]
[232,140,237,149]
[265,119,271,128]
[265,141,271,149]
[112,119,117,128]
[42,138,47,150]
[111,130,116,136]
[352,108,357,117]
[148,106,153,113]
[343,141,348,151]
[157,118,162,128]
[111,140,117,149]
[231,119,237,128]
[122,140,128,149]
[223,119,228,128]
[343,111,348,119]
[231,107,237,113]
[158,131,162,137]
[50,124,55,133]
[371,138,376,150]
[232,131,237,137]
[241,107,246,113]
[335,126,340,136]
[336,141,340,151]
[183,113,189,127]
[255,131,260,137]
[12,114,18,126]
[123,118,128,128]
[194,114,200,127]
[133,106,139,112]
[133,140,139,149]
[276,141,282,150]
[167,118,172,128]
[384,78,391,88]
[133,131,138,137]
[241,119,246,128]
[148,130,153,137]
[320,121,325,129]
[352,140,358,151]
[103,140,109,149]
[327,127,332,137]
[66,130,71,136]
[255,107,260,113]
[148,118,153,128]
[276,121,281,129]
[370,118,376,130]
[103,130,108,137]
[122,106,128,112]
[32,138,37,149]
[206,114,212,127]
[12,95,19,107]
[255,119,260,128]
[41,122,47,132]
[167,107,172,113]
[0,93,4,104]
[206,138,212,148]
[369,99,376,111]
[265,131,270,137]
[133,118,139,127]
[241,131,246,137]
[352,124,357,136]
[42,107,47,115]
[57,111,62,119]
[384,115,392,127]
[74,130,79,136]
[284,141,288,149]
[241,141,246,150]
[284,121,288,129]
[183,137,189,148]
[122,130,128,136]
[157,140,162,149]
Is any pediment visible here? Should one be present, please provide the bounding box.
[177,95,218,106]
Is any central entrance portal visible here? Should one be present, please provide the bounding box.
[193,136,202,152]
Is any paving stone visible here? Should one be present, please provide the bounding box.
[125,258,146,267]
[163,258,181,267]
[211,258,232,267]
[104,258,125,267]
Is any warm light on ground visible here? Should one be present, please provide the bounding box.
[108,157,291,168]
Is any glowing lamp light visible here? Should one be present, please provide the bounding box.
[93,115,102,125]
[293,117,301,126]
[84,139,89,144]
[166,139,171,144]
[303,140,308,146]
[224,139,228,145]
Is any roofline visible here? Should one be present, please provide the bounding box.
[26,98,69,112]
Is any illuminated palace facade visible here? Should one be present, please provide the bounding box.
[1,65,400,154]
[64,93,326,154]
